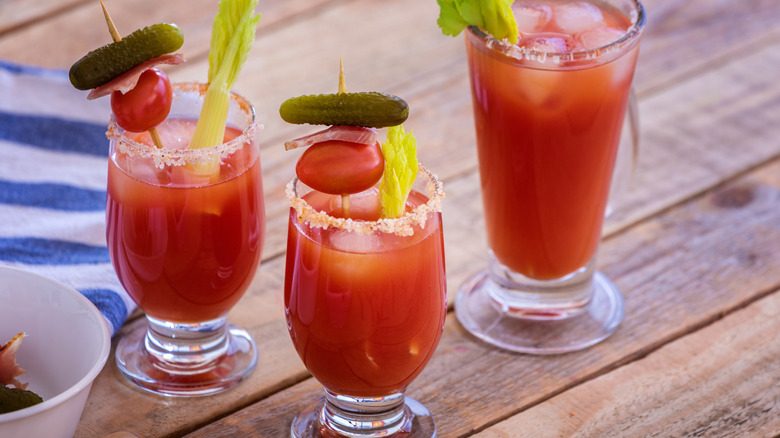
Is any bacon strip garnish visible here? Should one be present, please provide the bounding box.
[284,125,379,151]
[0,333,27,389]
[87,53,186,100]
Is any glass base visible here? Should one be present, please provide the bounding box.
[115,319,257,397]
[291,396,436,438]
[455,270,623,354]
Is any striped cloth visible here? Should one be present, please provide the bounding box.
[0,60,135,335]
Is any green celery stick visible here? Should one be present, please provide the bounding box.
[190,0,260,150]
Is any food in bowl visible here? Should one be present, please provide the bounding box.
[1,333,44,414]
[0,266,111,438]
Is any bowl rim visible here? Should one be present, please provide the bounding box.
[0,265,111,423]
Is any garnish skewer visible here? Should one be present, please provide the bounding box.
[99,0,165,148]
[337,58,350,217]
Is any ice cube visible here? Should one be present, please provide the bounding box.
[553,1,605,35]
[518,33,579,53]
[127,157,171,185]
[158,119,193,150]
[513,3,552,33]
[327,228,383,254]
[577,26,626,50]
[507,66,567,109]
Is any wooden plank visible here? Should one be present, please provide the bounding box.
[0,0,89,35]
[0,0,217,70]
[4,0,780,103]
[184,154,780,437]
[603,38,780,235]
[0,0,337,69]
[473,292,780,437]
[636,0,780,95]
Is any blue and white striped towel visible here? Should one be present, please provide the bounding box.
[0,60,135,335]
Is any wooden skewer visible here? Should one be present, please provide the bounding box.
[341,193,350,217]
[338,58,350,217]
[338,57,347,95]
[99,0,122,42]
[99,0,164,149]
[148,128,164,148]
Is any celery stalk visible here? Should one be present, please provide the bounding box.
[190,0,260,150]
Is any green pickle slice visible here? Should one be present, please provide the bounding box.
[0,385,43,414]
[280,92,409,128]
[69,23,184,90]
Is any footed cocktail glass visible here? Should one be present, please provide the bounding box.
[107,83,265,396]
[456,0,645,354]
[285,167,445,437]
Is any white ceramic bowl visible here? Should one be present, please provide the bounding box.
[0,266,111,438]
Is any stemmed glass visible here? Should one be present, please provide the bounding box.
[455,0,646,354]
[107,83,265,396]
[285,166,445,437]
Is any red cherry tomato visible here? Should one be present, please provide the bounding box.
[295,140,384,195]
[110,68,173,132]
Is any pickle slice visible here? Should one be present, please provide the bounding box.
[279,92,409,128]
[69,23,184,90]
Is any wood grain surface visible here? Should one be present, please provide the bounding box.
[0,0,778,437]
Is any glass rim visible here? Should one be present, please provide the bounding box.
[107,82,261,168]
[286,164,444,237]
[467,0,646,64]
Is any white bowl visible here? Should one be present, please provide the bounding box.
[0,266,111,438]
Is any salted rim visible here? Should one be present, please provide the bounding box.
[468,0,646,66]
[285,164,444,237]
[107,82,262,169]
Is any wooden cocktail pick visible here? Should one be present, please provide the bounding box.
[337,58,351,217]
[99,0,165,149]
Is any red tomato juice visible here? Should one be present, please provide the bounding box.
[466,0,640,279]
[284,189,446,397]
[107,118,265,323]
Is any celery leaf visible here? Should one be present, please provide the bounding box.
[379,125,418,219]
[436,0,518,44]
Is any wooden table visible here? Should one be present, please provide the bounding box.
[2,0,779,436]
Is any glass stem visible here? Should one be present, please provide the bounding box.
[320,390,412,437]
[486,253,596,320]
[144,316,229,369]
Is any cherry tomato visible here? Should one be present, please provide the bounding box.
[110,68,172,132]
[295,140,384,195]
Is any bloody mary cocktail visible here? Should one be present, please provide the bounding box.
[285,163,445,437]
[109,83,265,396]
[70,0,263,398]
[467,0,640,280]
[285,185,446,397]
[455,0,645,354]
[107,119,264,323]
[281,61,442,436]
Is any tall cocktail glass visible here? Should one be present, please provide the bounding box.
[285,167,445,437]
[107,83,265,396]
[455,0,645,354]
